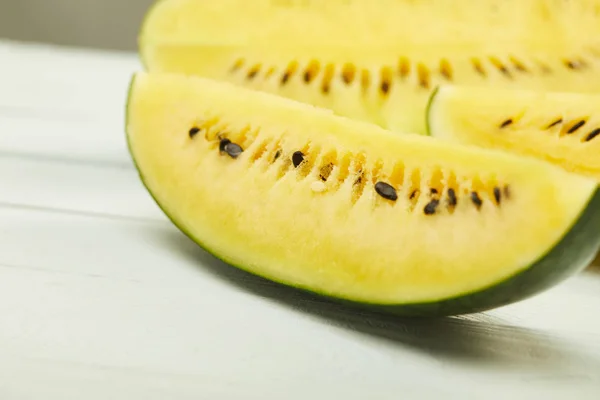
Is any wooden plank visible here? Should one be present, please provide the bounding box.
[0,112,131,166]
[0,40,139,114]
[0,40,137,165]
[1,206,600,399]
[0,156,161,221]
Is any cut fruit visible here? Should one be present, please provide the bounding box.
[126,71,600,317]
[140,0,600,46]
[426,86,600,181]
[139,0,600,134]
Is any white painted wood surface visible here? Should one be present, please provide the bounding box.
[1,39,600,399]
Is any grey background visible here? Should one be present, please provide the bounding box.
[0,0,155,51]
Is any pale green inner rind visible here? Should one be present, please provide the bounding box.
[424,86,440,137]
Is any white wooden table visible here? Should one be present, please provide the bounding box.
[1,39,600,399]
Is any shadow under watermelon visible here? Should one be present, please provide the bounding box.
[158,227,600,375]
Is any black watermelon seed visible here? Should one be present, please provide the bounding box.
[567,120,586,134]
[493,187,501,204]
[375,182,398,201]
[381,81,390,94]
[546,118,562,129]
[292,151,305,167]
[219,138,231,152]
[447,188,457,207]
[424,199,440,215]
[585,128,600,142]
[409,189,419,200]
[471,192,483,208]
[430,188,438,195]
[224,142,243,158]
[274,150,282,161]
[565,60,581,70]
[281,72,291,85]
[189,127,200,138]
[499,119,513,128]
